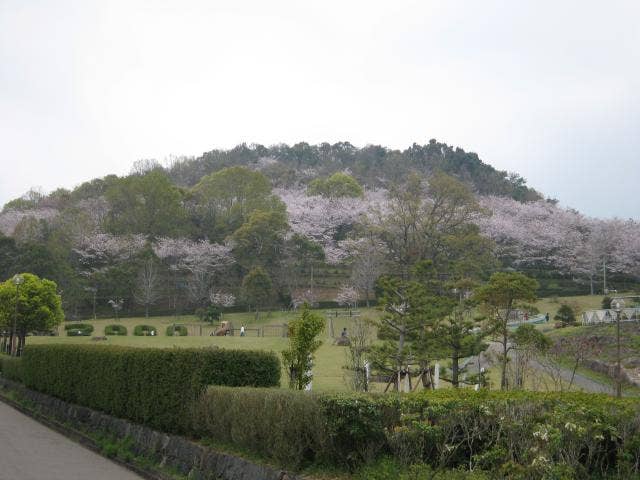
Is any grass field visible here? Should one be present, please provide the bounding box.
[27,294,633,394]
[33,308,382,392]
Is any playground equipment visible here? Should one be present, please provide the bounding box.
[213,320,234,336]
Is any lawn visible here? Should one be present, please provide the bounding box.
[29,295,632,394]
[31,307,382,392]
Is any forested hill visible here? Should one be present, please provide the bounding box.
[1,140,637,320]
[166,140,541,202]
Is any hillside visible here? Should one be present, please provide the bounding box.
[164,140,542,202]
[0,140,638,319]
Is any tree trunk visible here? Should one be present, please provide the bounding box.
[500,332,509,390]
[451,354,459,388]
[145,303,149,318]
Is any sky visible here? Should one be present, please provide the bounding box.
[1,0,638,219]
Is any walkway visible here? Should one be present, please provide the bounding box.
[0,401,143,480]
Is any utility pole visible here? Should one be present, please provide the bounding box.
[611,298,624,398]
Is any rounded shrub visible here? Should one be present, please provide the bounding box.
[64,323,94,336]
[134,325,157,336]
[166,324,188,336]
[105,324,128,336]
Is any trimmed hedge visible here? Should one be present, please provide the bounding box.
[166,325,188,336]
[19,345,280,433]
[64,323,94,336]
[133,325,157,336]
[0,355,23,382]
[193,388,640,476]
[104,324,127,336]
[194,387,328,468]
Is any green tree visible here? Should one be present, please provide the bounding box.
[434,301,485,388]
[0,273,64,356]
[307,172,364,198]
[105,170,187,237]
[281,304,325,390]
[0,235,18,280]
[474,272,538,390]
[373,172,488,280]
[242,267,273,319]
[231,210,288,271]
[369,276,449,391]
[193,166,284,239]
[554,304,576,326]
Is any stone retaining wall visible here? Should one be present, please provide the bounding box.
[0,378,300,480]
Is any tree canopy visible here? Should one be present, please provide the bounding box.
[0,273,64,355]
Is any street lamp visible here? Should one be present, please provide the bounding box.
[610,297,625,398]
[11,274,24,357]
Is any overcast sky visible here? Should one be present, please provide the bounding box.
[1,0,638,219]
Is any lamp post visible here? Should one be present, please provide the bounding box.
[610,297,625,398]
[11,274,24,357]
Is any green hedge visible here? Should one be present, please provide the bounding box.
[104,324,127,336]
[166,325,188,336]
[64,323,94,336]
[133,325,157,336]
[193,387,328,468]
[0,355,23,382]
[19,345,280,433]
[193,388,640,476]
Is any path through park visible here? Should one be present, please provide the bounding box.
[0,400,143,480]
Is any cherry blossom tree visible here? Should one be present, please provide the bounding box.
[134,258,161,317]
[477,196,640,290]
[0,208,59,237]
[153,237,234,307]
[276,188,386,265]
[335,284,359,309]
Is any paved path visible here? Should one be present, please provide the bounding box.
[0,401,143,480]
[482,341,615,394]
[528,358,615,394]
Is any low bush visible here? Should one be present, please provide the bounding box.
[64,323,94,336]
[194,387,327,468]
[133,325,157,336]
[165,325,188,336]
[193,388,640,477]
[20,345,281,433]
[104,324,127,336]
[0,355,23,382]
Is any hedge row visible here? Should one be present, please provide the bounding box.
[19,345,280,433]
[192,388,640,477]
[104,324,127,336]
[0,355,23,382]
[166,325,188,336]
[64,323,94,336]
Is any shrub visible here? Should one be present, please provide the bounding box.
[20,345,281,433]
[195,306,221,323]
[192,388,640,476]
[104,324,127,336]
[133,325,157,336]
[64,323,94,336]
[193,387,327,468]
[0,355,23,382]
[320,393,401,468]
[165,324,188,336]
